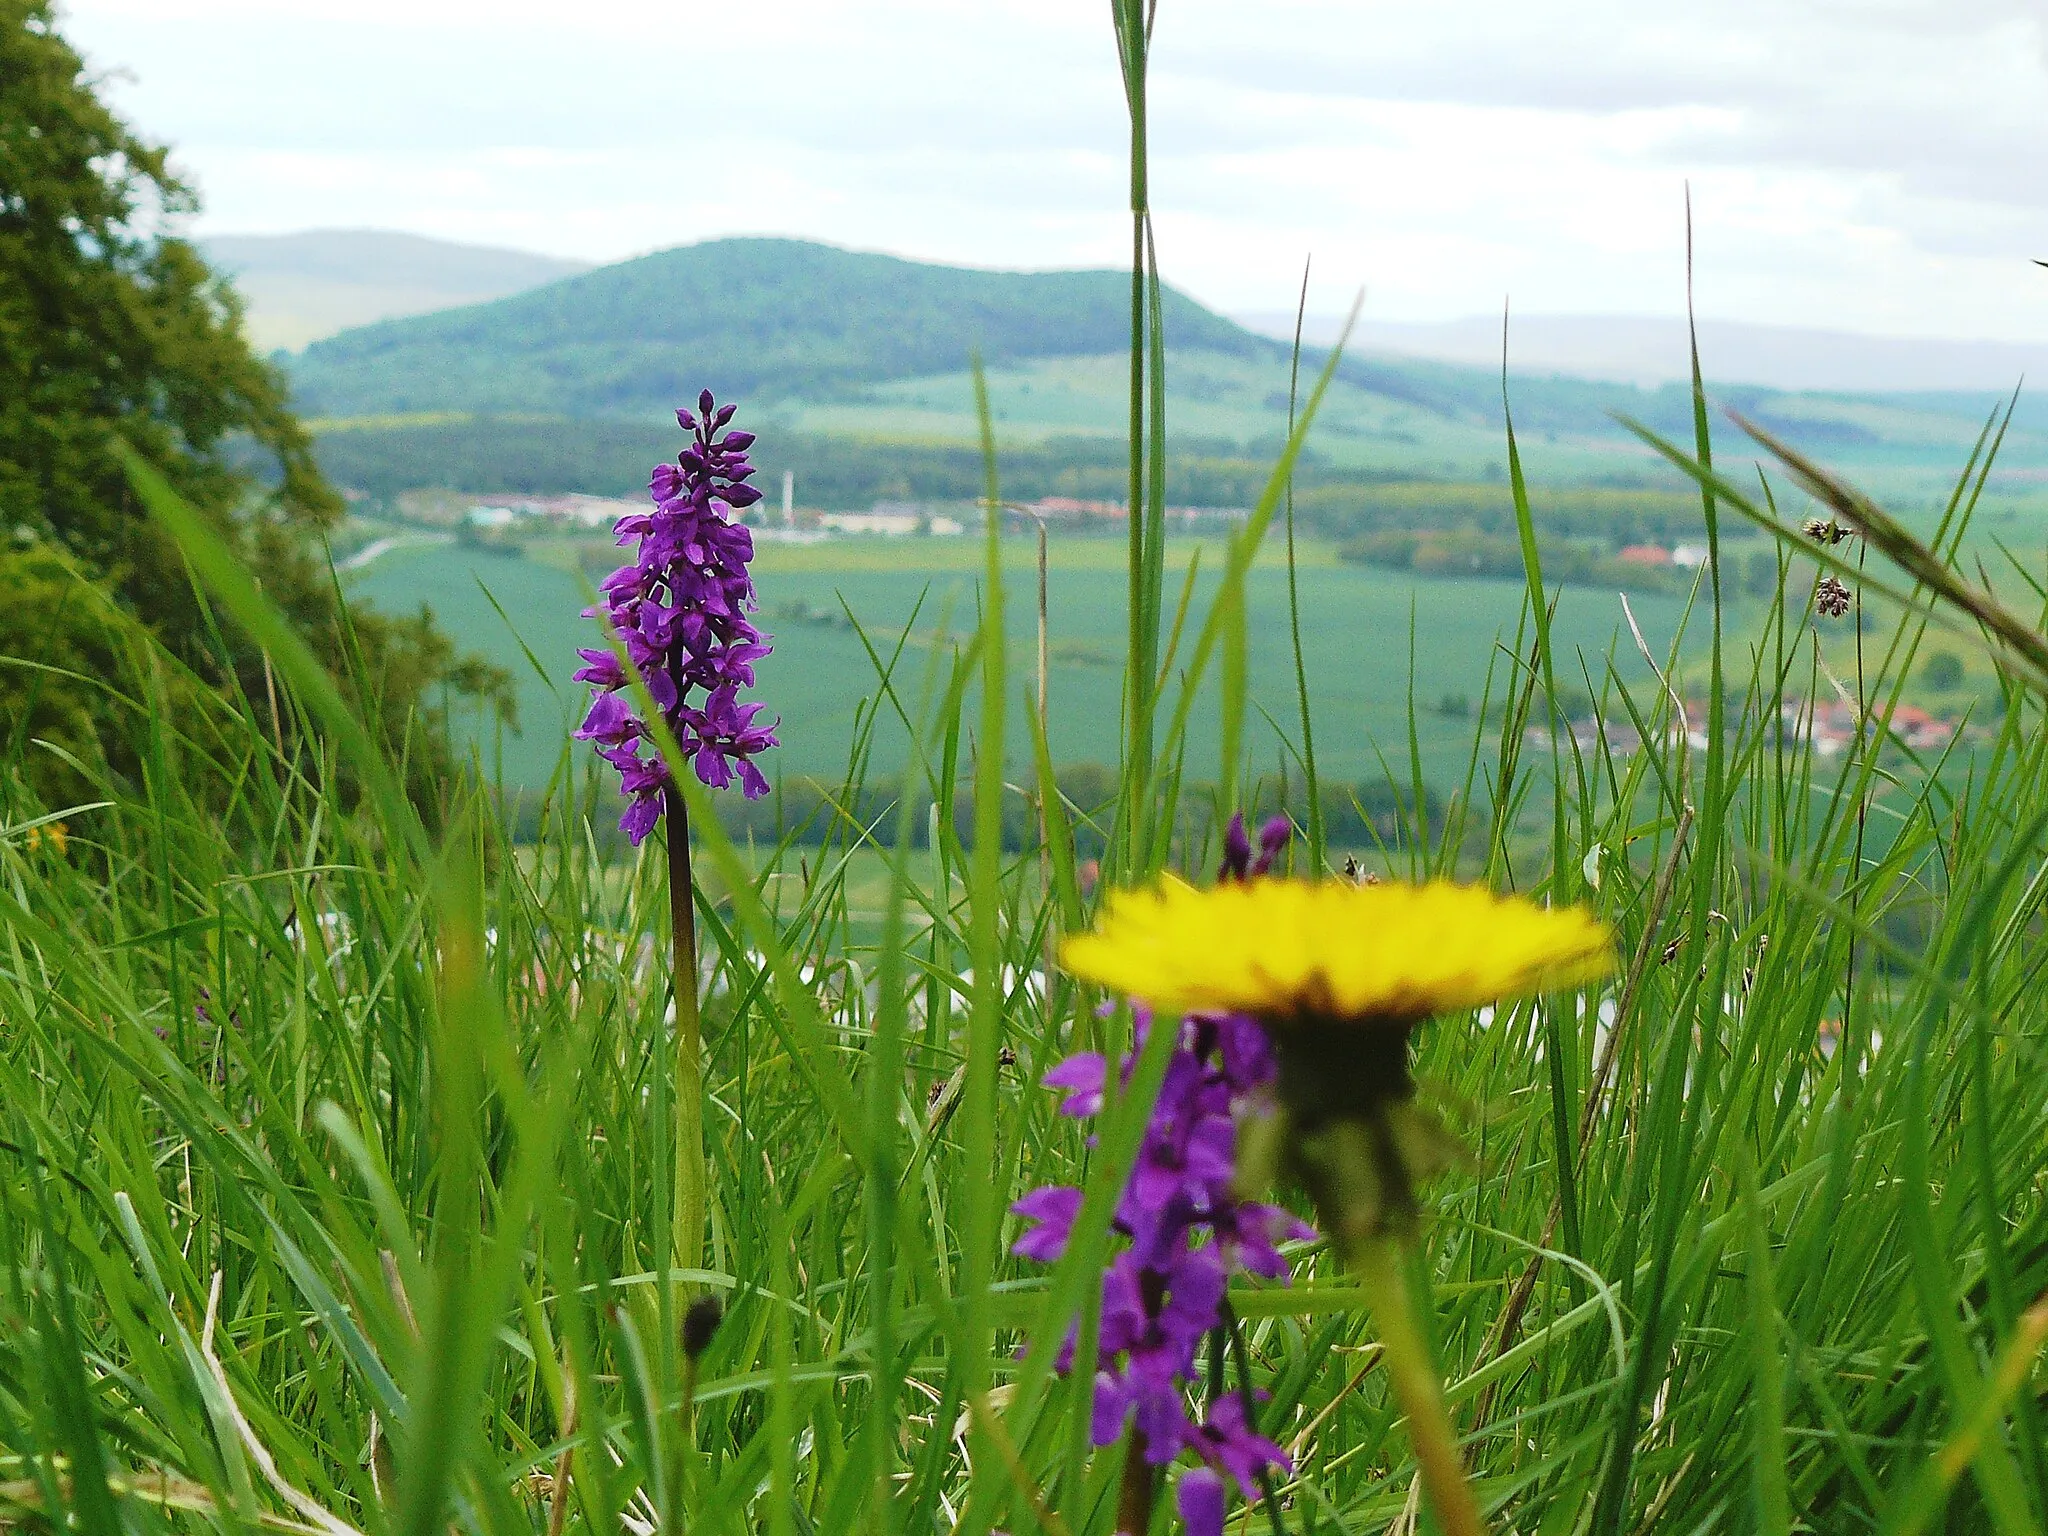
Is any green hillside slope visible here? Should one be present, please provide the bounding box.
[289,237,1267,418]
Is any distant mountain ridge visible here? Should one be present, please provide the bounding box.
[202,230,591,352]
[289,237,1267,419]
[1237,312,2048,395]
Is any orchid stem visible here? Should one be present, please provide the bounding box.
[1116,1432,1155,1535]
[667,786,706,1286]
[1347,1234,1486,1536]
[1223,1300,1293,1536]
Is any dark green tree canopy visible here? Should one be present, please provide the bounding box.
[0,0,508,805]
[1,0,331,578]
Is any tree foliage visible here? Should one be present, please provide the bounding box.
[0,0,510,806]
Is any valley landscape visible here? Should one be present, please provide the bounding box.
[10,4,2048,1534]
[270,232,2042,815]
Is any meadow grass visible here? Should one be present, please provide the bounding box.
[8,12,2048,1536]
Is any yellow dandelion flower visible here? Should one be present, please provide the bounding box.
[1061,876,1612,1025]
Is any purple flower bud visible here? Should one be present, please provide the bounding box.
[1091,1371,1133,1448]
[572,647,626,689]
[1220,810,1290,879]
[1194,1395,1293,1497]
[1252,815,1291,875]
[1219,812,1252,880]
[1042,1052,1107,1117]
[574,690,641,746]
[1010,1185,1083,1262]
[620,791,663,846]
[1176,1469,1227,1536]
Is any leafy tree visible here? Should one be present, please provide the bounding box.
[0,0,509,810]
[1742,545,1786,600]
[1922,650,1965,691]
[0,543,151,799]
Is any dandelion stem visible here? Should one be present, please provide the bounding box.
[667,785,705,1283]
[1347,1235,1485,1536]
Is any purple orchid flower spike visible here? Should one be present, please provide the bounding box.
[575,391,778,842]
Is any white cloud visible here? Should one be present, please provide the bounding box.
[55,0,2048,340]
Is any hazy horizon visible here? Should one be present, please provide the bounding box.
[61,1,2048,347]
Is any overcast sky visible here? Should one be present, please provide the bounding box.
[61,0,2048,341]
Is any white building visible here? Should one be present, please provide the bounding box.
[820,511,922,535]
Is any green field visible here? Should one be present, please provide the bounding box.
[780,351,1536,480]
[347,534,1714,798]
[786,350,2048,494]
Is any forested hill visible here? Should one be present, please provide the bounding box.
[288,236,2048,493]
[289,237,1271,418]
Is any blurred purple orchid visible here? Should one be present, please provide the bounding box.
[1010,816,1316,1531]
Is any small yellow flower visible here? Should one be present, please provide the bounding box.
[25,821,69,856]
[1062,877,1612,1025]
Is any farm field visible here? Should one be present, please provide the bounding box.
[346,534,1714,800]
[781,348,2048,495]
